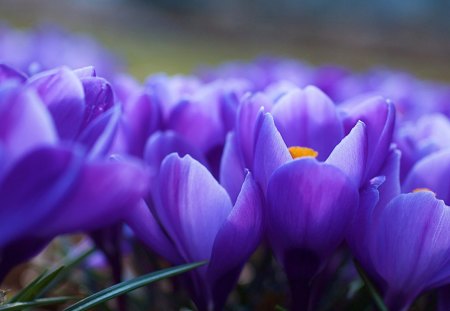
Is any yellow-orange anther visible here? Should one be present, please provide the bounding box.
[412,188,435,195]
[288,146,318,159]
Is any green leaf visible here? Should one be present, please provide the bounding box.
[9,267,65,303]
[0,296,76,310]
[39,247,95,296]
[64,261,207,311]
[354,260,389,311]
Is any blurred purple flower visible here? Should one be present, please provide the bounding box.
[114,74,251,178]
[0,64,149,279]
[0,24,122,78]
[396,114,450,179]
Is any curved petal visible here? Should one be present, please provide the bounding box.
[219,132,246,203]
[156,154,233,263]
[207,172,263,309]
[375,148,401,210]
[78,104,120,159]
[123,91,161,157]
[267,158,358,263]
[403,149,450,203]
[79,77,114,131]
[341,96,395,181]
[0,86,57,166]
[36,156,150,236]
[73,66,96,78]
[0,64,27,83]
[253,112,291,193]
[326,121,367,186]
[168,91,225,152]
[369,192,450,310]
[395,113,450,179]
[27,67,85,140]
[236,93,273,168]
[144,131,207,188]
[0,146,83,247]
[272,86,344,160]
[346,177,381,276]
[125,200,181,264]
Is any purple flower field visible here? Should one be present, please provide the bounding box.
[1,23,450,311]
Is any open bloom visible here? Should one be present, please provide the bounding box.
[254,112,362,310]
[218,85,395,309]
[0,64,150,279]
[128,154,262,310]
[221,86,394,202]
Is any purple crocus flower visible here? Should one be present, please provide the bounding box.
[253,112,363,309]
[0,64,150,279]
[219,85,395,309]
[363,189,450,311]
[348,142,450,311]
[220,86,394,202]
[127,154,263,310]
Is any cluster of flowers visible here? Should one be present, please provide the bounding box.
[1,28,450,311]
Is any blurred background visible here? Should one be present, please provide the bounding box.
[0,0,449,81]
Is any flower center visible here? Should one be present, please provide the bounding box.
[288,146,318,159]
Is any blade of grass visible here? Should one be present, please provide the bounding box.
[64,261,206,311]
[0,296,76,310]
[9,269,48,302]
[354,260,389,311]
[9,266,65,302]
[39,247,95,296]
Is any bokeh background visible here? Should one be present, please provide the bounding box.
[1,0,449,81]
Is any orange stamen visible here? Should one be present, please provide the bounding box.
[288,146,318,159]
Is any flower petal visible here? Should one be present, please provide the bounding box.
[341,96,395,181]
[122,91,161,157]
[36,156,150,236]
[168,89,225,152]
[156,154,232,263]
[0,64,27,83]
[77,104,120,159]
[219,132,246,203]
[271,86,344,160]
[27,67,85,139]
[79,77,114,130]
[253,112,291,192]
[236,93,273,168]
[0,85,57,166]
[0,146,82,247]
[207,172,263,309]
[403,149,450,203]
[267,158,358,262]
[144,130,207,187]
[125,200,181,264]
[73,66,96,78]
[326,121,367,186]
[369,192,450,310]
